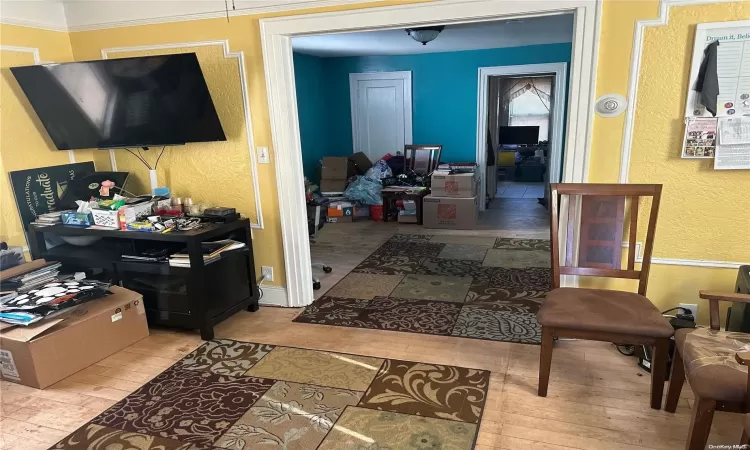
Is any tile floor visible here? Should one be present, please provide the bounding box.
[496,181,546,199]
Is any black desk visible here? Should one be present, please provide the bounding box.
[28,219,259,340]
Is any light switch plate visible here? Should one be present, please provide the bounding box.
[257,146,270,164]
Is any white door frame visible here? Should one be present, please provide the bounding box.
[476,62,568,211]
[260,0,601,307]
[349,71,413,155]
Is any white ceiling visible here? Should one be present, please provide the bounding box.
[0,0,386,32]
[292,14,574,57]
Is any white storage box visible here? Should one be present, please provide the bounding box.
[91,209,119,228]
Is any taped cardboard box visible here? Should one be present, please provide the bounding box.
[320,153,373,194]
[0,286,149,389]
[422,195,478,230]
[430,172,478,198]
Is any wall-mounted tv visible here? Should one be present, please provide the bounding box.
[10,53,226,150]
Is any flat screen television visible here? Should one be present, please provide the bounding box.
[498,126,540,146]
[10,53,226,150]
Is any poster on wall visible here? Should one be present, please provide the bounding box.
[715,116,750,170]
[681,117,717,158]
[8,162,95,234]
[685,20,750,118]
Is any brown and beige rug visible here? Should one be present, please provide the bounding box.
[52,339,490,450]
[296,234,552,344]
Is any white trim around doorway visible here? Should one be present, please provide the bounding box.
[475,62,568,211]
[260,0,601,307]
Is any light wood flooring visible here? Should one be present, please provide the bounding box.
[0,311,743,449]
[0,199,743,449]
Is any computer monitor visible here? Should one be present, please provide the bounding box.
[498,126,540,146]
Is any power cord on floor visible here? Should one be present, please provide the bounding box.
[257,273,270,301]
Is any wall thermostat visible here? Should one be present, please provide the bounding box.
[595,94,627,117]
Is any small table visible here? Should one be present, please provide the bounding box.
[381,188,429,225]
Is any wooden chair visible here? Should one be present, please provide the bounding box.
[665,290,750,449]
[404,144,442,174]
[537,183,673,409]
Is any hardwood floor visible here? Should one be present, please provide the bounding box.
[0,308,743,449]
[0,200,742,449]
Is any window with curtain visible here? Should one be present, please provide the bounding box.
[506,76,552,142]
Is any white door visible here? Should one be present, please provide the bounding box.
[349,72,412,162]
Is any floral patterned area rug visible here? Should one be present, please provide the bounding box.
[295,234,552,344]
[51,339,491,450]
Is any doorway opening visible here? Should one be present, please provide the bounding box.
[260,0,599,309]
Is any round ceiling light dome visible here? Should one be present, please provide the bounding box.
[405,26,445,45]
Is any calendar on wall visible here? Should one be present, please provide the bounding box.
[685,20,750,119]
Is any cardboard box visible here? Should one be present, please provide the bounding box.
[320,153,373,194]
[326,216,353,223]
[422,195,478,230]
[349,152,373,175]
[431,172,478,198]
[398,209,418,224]
[0,286,149,389]
[320,157,350,194]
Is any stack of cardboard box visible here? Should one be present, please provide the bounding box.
[423,171,480,230]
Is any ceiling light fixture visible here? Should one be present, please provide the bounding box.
[405,26,445,45]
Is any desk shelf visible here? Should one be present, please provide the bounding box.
[28,219,259,340]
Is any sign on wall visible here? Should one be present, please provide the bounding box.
[685,20,750,119]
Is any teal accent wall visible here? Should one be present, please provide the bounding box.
[293,53,351,181]
[294,43,572,175]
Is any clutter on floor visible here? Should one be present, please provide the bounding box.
[312,147,484,229]
[0,260,110,326]
[296,233,552,344]
[0,260,149,388]
[5,161,261,343]
[50,338,490,450]
[423,165,480,230]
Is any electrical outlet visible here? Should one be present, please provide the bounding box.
[261,266,274,282]
[257,146,270,164]
[679,303,698,318]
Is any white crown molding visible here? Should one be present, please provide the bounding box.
[258,285,288,307]
[0,0,68,32]
[61,0,386,32]
[101,39,264,229]
[619,0,741,183]
[0,17,68,32]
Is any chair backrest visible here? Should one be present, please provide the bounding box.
[549,183,662,296]
[404,145,442,174]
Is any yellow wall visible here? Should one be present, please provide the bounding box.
[66,1,421,287]
[2,1,747,319]
[0,24,96,249]
[587,0,750,325]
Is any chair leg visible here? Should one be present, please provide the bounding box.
[650,338,669,410]
[537,326,554,397]
[665,346,685,413]
[685,396,715,450]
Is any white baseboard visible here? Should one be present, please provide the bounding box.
[259,285,289,307]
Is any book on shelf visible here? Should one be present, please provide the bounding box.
[168,239,246,267]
